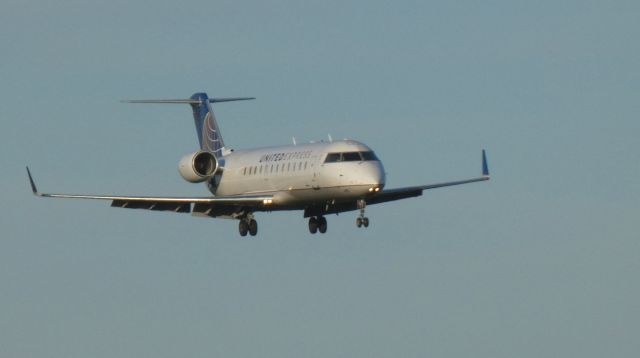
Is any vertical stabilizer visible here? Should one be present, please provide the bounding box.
[190,93,225,157]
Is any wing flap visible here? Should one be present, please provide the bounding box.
[111,200,192,213]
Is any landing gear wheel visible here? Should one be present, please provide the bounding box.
[308,217,318,234]
[239,220,249,236]
[248,219,258,236]
[318,216,328,234]
[356,199,370,229]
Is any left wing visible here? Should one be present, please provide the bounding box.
[26,167,273,213]
[367,150,490,206]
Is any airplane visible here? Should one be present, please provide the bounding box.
[27,92,490,237]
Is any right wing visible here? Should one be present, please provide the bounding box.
[367,150,490,206]
[26,167,273,214]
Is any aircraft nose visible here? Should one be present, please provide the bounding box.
[364,162,386,190]
[373,166,385,186]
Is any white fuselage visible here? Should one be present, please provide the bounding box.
[210,140,386,208]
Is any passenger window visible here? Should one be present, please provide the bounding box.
[324,153,341,163]
[342,152,362,161]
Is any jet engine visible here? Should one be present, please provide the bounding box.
[178,151,219,183]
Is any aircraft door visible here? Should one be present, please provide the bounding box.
[310,154,321,190]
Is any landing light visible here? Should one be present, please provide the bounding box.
[263,199,273,205]
[374,187,380,192]
[368,188,374,192]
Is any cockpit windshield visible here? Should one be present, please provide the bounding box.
[360,151,378,161]
[324,151,379,163]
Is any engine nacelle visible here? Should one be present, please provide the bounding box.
[178,151,219,183]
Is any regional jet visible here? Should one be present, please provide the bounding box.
[27,92,490,236]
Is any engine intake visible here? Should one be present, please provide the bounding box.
[178,151,219,183]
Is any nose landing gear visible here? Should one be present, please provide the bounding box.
[356,199,370,228]
[356,217,369,228]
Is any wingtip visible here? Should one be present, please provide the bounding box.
[26,166,39,195]
[482,150,490,177]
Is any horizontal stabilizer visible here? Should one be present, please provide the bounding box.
[121,97,255,104]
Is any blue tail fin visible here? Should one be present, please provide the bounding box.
[190,93,225,157]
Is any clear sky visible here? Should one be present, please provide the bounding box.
[1,0,639,357]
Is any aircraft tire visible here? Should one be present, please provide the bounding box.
[318,216,327,234]
[308,217,318,234]
[363,217,369,228]
[249,219,258,236]
[239,220,249,236]
[356,217,363,228]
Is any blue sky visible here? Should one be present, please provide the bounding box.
[1,0,639,357]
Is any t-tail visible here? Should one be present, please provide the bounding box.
[123,92,254,157]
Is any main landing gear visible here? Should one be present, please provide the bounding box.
[356,199,370,228]
[238,214,258,237]
[308,216,328,234]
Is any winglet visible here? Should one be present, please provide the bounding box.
[482,150,490,177]
[26,166,40,196]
